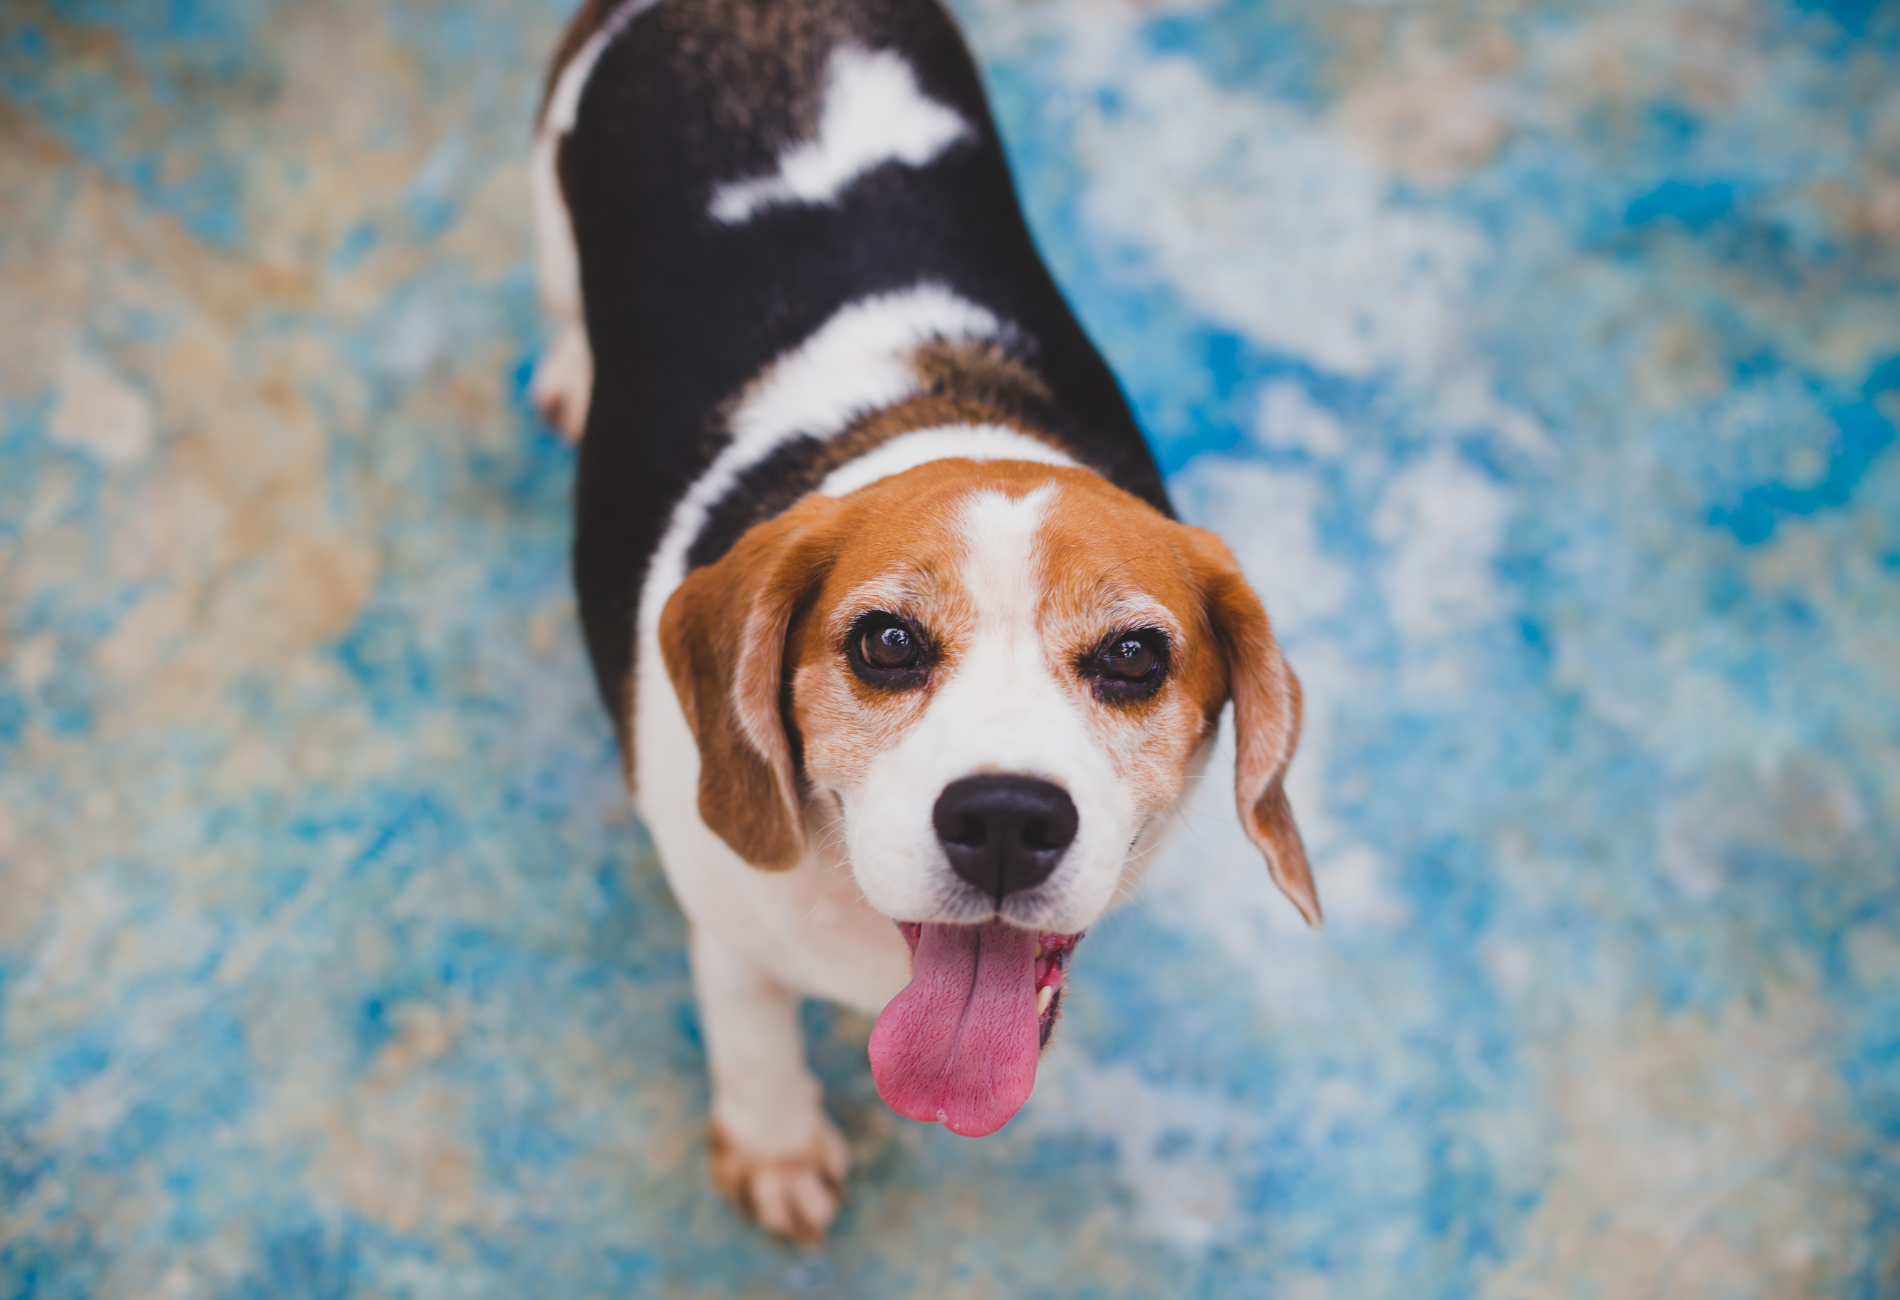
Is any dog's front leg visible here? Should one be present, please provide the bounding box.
[690,925,849,1244]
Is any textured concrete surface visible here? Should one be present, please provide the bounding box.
[2,0,1898,1296]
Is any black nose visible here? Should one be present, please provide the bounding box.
[932,775,1079,903]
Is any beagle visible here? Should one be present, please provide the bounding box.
[530,0,1320,1242]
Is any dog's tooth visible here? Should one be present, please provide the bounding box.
[1037,985,1055,1015]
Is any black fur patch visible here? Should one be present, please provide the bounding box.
[685,433,829,572]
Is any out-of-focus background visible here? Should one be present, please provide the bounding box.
[2,0,1897,1294]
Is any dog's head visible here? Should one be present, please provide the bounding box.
[660,457,1316,1132]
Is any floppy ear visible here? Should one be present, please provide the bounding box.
[1185,527,1322,927]
[658,497,844,870]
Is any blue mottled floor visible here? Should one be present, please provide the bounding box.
[2,0,1898,1296]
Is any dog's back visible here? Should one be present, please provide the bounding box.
[537,0,1168,734]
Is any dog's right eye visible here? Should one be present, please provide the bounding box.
[863,623,919,669]
[847,612,930,686]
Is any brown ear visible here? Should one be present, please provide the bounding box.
[658,497,844,870]
[1185,527,1322,927]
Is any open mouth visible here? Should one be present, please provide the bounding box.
[870,920,1084,1137]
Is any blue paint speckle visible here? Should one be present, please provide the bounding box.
[1626,179,1737,229]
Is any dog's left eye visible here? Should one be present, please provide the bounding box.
[847,612,931,686]
[1085,628,1168,701]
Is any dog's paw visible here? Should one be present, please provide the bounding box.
[529,323,593,442]
[709,1119,849,1246]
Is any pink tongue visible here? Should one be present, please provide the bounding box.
[868,920,1041,1137]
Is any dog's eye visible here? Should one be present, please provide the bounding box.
[1100,637,1157,680]
[1085,628,1168,702]
[863,623,919,669]
[847,612,931,687]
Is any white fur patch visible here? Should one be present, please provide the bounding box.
[816,425,1077,498]
[529,130,580,319]
[959,487,1054,641]
[730,284,998,452]
[636,284,1001,686]
[710,45,971,223]
[529,121,592,440]
[543,0,663,135]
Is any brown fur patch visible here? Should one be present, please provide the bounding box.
[911,336,1055,412]
[1032,476,1230,825]
[541,0,855,145]
[660,495,848,869]
[658,0,850,147]
[1178,528,1319,925]
[823,393,1076,480]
